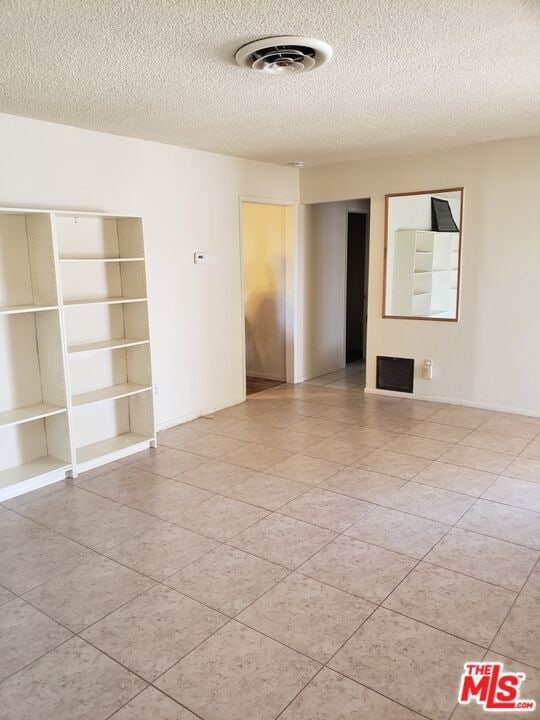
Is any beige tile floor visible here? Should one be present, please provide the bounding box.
[1,370,539,719]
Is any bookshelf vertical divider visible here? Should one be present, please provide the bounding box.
[0,208,156,500]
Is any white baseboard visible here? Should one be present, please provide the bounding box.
[364,387,540,418]
[156,395,244,432]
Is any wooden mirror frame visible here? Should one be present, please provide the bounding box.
[383,187,464,322]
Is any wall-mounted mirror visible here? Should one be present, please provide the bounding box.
[384,188,463,321]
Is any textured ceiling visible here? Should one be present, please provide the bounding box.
[1,0,539,166]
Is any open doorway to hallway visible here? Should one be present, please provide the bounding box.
[301,198,370,389]
[241,202,290,396]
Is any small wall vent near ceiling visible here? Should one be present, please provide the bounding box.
[376,356,415,394]
[235,36,333,75]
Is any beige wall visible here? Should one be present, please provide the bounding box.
[301,136,540,415]
[242,202,287,381]
[0,113,298,428]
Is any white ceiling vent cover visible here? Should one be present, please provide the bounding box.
[235,36,333,75]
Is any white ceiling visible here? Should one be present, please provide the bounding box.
[1,1,539,166]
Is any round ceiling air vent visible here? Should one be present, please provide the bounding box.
[235,36,333,75]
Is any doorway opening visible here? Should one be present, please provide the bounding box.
[241,202,291,396]
[300,198,370,388]
[346,210,369,365]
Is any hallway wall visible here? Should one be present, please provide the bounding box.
[300,136,540,415]
[242,203,287,381]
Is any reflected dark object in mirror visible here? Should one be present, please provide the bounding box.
[431,197,459,232]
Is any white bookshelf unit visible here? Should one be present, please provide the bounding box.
[0,209,156,501]
[391,230,459,318]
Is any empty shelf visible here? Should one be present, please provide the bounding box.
[0,456,70,491]
[0,403,66,428]
[77,432,152,464]
[59,257,144,262]
[72,382,152,407]
[0,304,58,315]
[68,338,149,354]
[63,297,147,307]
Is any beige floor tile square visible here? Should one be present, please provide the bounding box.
[81,585,227,681]
[158,423,206,449]
[440,444,514,474]
[406,421,472,443]
[317,405,368,424]
[414,461,496,497]
[503,456,540,484]
[251,426,319,453]
[155,621,320,720]
[259,408,312,430]
[110,687,199,720]
[220,442,291,471]
[356,449,430,480]
[354,411,418,434]
[267,453,344,485]
[302,436,371,465]
[229,513,335,569]
[478,413,540,440]
[189,415,244,436]
[522,435,540,460]
[298,535,416,603]
[389,399,449,421]
[174,434,248,459]
[51,502,166,553]
[287,399,334,416]
[130,448,207,477]
[429,406,494,430]
[105,522,217,580]
[425,527,539,592]
[492,594,540,667]
[279,488,374,532]
[329,608,478,720]
[0,637,145,720]
[452,653,539,720]
[334,424,399,448]
[75,465,212,519]
[239,573,374,662]
[280,667,425,720]
[165,545,287,616]
[322,467,405,503]
[12,483,119,528]
[457,500,540,550]
[0,512,96,594]
[23,555,154,631]
[290,416,351,438]
[345,506,449,559]
[173,495,268,541]
[384,481,475,524]
[384,434,454,460]
[460,429,529,455]
[224,473,308,510]
[176,459,253,492]
[0,598,72,682]
[13,485,166,552]
[483,475,540,513]
[0,584,14,605]
[384,562,515,646]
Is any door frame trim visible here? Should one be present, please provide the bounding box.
[238,196,298,402]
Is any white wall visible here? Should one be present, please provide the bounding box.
[242,202,287,381]
[0,113,298,428]
[301,136,540,415]
[298,199,369,381]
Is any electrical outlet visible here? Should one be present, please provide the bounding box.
[153,383,159,395]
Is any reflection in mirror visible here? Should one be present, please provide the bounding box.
[384,188,463,320]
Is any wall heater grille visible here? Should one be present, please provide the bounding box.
[376,356,414,393]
